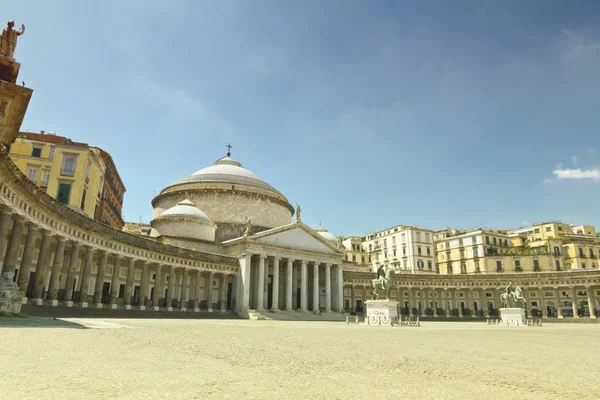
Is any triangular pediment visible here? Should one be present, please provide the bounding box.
[250,223,342,254]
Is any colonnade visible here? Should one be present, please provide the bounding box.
[0,208,235,311]
[343,284,598,319]
[236,253,344,314]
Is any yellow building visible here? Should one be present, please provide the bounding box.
[7,131,106,219]
[511,222,600,270]
[435,228,564,275]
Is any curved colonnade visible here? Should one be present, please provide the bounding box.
[0,148,239,312]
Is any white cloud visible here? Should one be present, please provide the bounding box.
[571,156,578,164]
[543,178,554,185]
[552,168,600,181]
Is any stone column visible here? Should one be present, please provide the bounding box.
[219,274,227,312]
[523,287,531,318]
[256,255,266,311]
[482,289,490,318]
[77,246,95,305]
[457,289,463,318]
[444,289,450,317]
[109,255,122,308]
[325,263,331,312]
[205,271,213,311]
[138,260,149,309]
[292,262,298,310]
[2,215,25,274]
[469,289,477,318]
[194,271,202,311]
[166,264,175,310]
[571,287,579,319]
[63,242,80,303]
[178,267,188,310]
[407,288,413,317]
[93,250,108,306]
[362,285,367,312]
[231,274,238,311]
[263,257,269,310]
[286,258,293,311]
[47,237,66,305]
[32,230,53,303]
[586,286,596,319]
[554,287,563,318]
[432,289,438,318]
[350,285,356,313]
[0,207,14,271]
[123,258,136,309]
[16,224,39,295]
[272,257,280,311]
[421,289,427,317]
[539,287,547,318]
[152,264,163,310]
[300,260,308,311]
[239,253,252,313]
[337,265,344,313]
[312,262,320,313]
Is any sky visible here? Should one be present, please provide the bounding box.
[5,1,600,237]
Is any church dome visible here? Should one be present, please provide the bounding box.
[151,199,216,242]
[152,151,294,242]
[164,156,284,196]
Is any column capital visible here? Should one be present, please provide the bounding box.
[288,258,295,263]
[56,236,66,243]
[25,223,40,230]
[313,261,320,266]
[273,256,281,261]
[259,254,267,260]
[11,214,26,223]
[238,253,252,260]
[325,263,332,267]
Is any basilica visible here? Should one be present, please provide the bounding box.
[1,25,599,321]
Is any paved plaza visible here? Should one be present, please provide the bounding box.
[1,319,599,399]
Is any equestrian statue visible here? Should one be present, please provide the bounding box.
[371,266,396,300]
[500,282,526,308]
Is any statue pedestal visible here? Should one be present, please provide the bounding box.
[0,273,24,315]
[365,300,398,326]
[499,308,526,326]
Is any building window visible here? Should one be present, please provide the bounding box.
[504,240,508,247]
[352,255,356,262]
[515,260,521,271]
[49,147,55,160]
[460,250,465,259]
[427,261,432,270]
[460,263,466,274]
[85,161,91,183]
[545,226,551,232]
[475,262,480,272]
[558,226,563,231]
[56,182,72,205]
[31,146,42,158]
[578,248,584,257]
[61,154,77,176]
[472,236,478,245]
[4,144,11,153]
[80,188,87,210]
[496,261,502,272]
[590,249,595,258]
[553,247,560,256]
[426,247,431,256]
[416,232,422,242]
[581,263,586,269]
[493,238,497,245]
[473,247,478,258]
[40,168,50,187]
[418,247,422,255]
[533,259,540,271]
[534,228,540,234]
[425,233,430,242]
[458,238,463,246]
[98,179,103,196]
[447,265,453,274]
[485,236,490,245]
[555,260,561,271]
[25,165,40,183]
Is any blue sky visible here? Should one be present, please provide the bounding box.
[6,1,600,236]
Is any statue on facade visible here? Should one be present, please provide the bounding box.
[1,21,25,59]
[0,271,18,290]
[500,282,526,308]
[371,266,396,300]
[243,217,252,237]
[337,236,344,249]
[295,203,301,222]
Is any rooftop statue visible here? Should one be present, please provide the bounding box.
[1,21,25,59]
[243,217,252,237]
[295,203,301,222]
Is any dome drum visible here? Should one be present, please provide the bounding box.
[151,200,216,242]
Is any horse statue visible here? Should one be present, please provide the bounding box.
[371,266,396,300]
[500,282,526,308]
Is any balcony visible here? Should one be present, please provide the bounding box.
[514,267,523,272]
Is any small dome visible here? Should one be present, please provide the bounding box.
[159,199,213,224]
[314,225,338,244]
[151,199,217,242]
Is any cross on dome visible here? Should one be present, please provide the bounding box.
[226,143,233,157]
